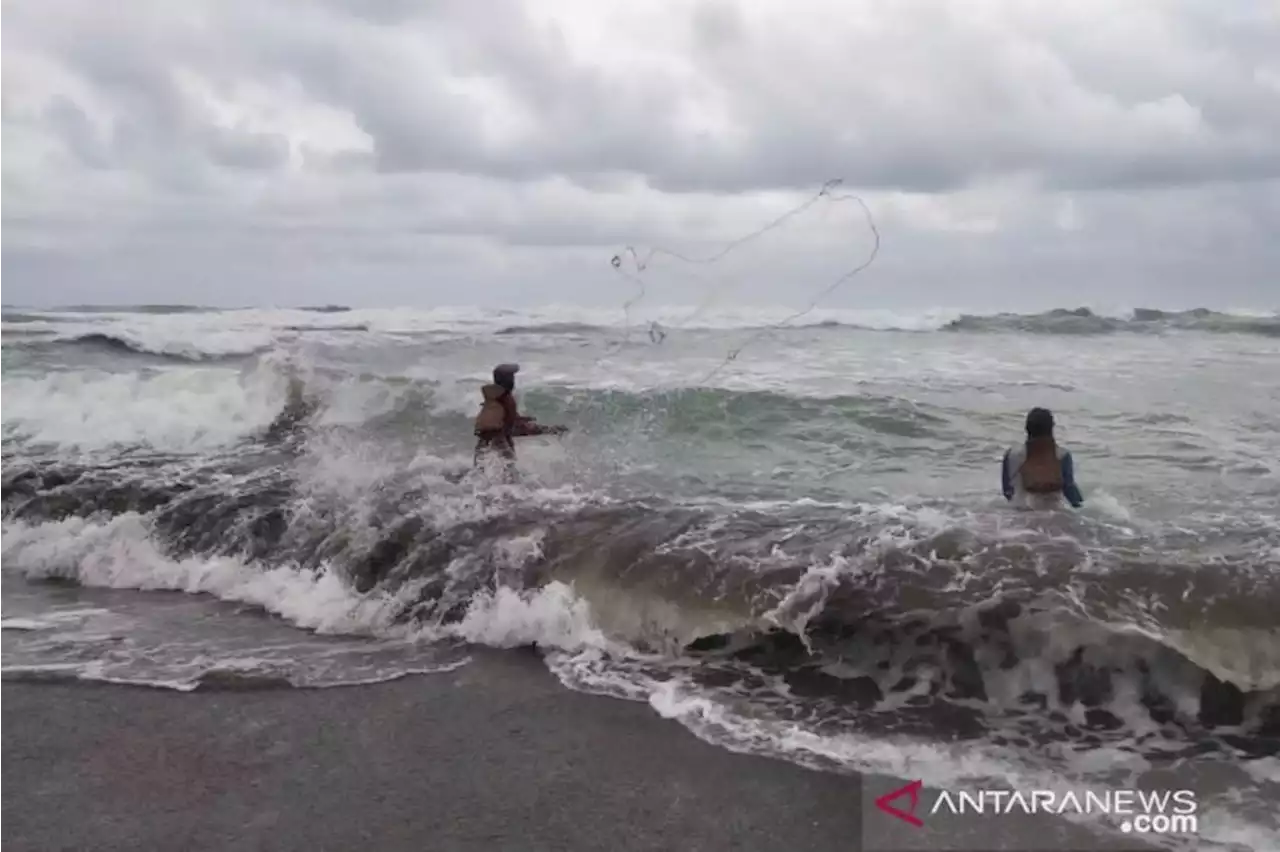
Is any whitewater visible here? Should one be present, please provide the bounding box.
[2,303,1278,852]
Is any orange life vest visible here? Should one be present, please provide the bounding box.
[475,384,512,434]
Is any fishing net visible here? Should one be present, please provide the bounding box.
[607,178,881,381]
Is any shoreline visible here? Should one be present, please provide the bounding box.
[1,649,1163,852]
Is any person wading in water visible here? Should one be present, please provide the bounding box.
[473,363,566,478]
[1001,407,1084,509]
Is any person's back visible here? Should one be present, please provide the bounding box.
[473,363,567,475]
[1001,407,1083,509]
[475,382,516,441]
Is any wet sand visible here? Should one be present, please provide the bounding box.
[2,650,1158,852]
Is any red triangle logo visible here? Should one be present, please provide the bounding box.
[875,779,924,827]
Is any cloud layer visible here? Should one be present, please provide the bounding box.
[4,0,1278,309]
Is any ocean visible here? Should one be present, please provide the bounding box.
[2,303,1278,851]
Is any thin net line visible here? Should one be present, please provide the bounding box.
[606,178,881,381]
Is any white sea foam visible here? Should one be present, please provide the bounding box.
[0,512,465,689]
[546,649,1277,852]
[1,365,288,452]
[0,466,605,653]
[1,515,405,632]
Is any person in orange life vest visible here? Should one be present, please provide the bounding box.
[473,363,567,467]
[1001,407,1084,508]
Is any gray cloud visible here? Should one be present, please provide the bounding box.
[2,0,1278,308]
[10,0,1279,191]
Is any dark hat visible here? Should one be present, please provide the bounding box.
[493,363,519,389]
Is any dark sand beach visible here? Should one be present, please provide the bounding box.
[3,650,1160,852]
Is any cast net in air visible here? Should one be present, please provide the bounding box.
[607,178,881,382]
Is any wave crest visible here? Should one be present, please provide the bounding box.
[4,445,1277,746]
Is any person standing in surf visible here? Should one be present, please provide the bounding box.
[473,363,567,476]
[1001,407,1084,509]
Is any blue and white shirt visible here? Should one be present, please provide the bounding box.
[1001,443,1084,508]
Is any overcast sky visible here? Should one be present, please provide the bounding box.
[3,0,1278,312]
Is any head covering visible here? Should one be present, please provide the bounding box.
[1025,407,1055,439]
[493,363,519,391]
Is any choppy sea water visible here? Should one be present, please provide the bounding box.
[2,304,1278,851]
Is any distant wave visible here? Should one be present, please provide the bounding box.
[4,306,1277,350]
[52,304,218,315]
[6,304,354,317]
[492,307,1279,338]
[282,323,369,333]
[4,327,369,361]
[942,307,1280,337]
[297,305,352,313]
[497,322,606,335]
[1,312,64,324]
[61,332,268,363]
[20,305,347,320]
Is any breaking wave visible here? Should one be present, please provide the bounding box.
[64,332,269,362]
[3,429,1277,750]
